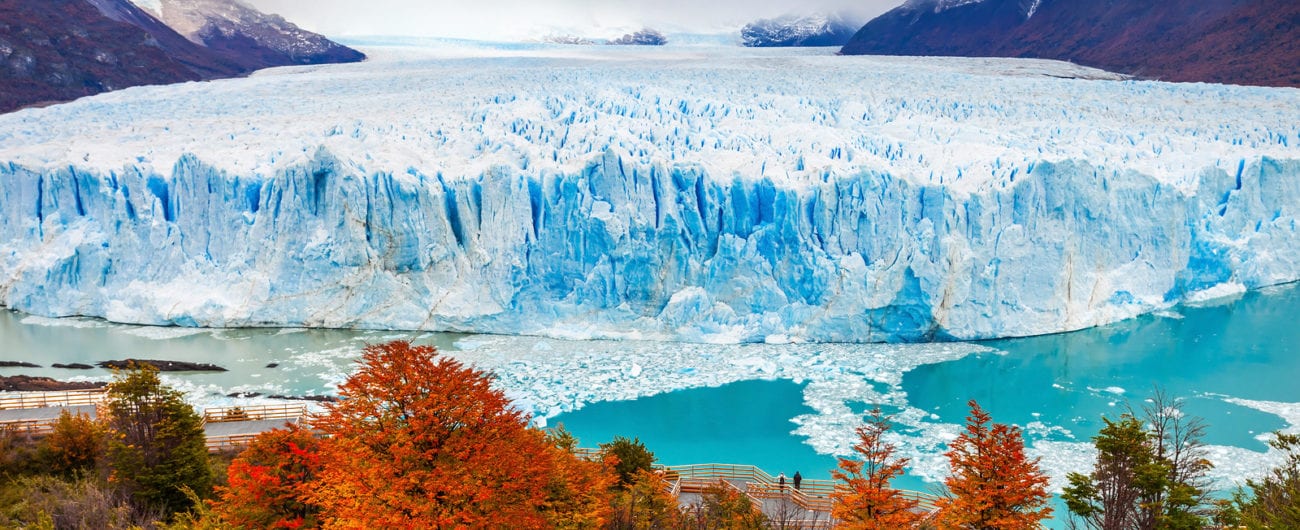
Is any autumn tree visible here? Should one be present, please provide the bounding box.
[37,410,106,478]
[831,407,925,529]
[104,362,212,517]
[608,468,684,530]
[547,423,581,453]
[1063,390,1212,530]
[211,424,324,529]
[935,400,1052,529]
[601,436,657,488]
[307,340,594,528]
[683,480,766,529]
[541,425,618,528]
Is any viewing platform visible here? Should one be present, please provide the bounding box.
[575,449,940,528]
[202,403,308,451]
[0,389,106,434]
[0,390,307,452]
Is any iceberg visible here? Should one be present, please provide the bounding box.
[1,44,1298,343]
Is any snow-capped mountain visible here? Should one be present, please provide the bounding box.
[143,0,365,68]
[605,29,668,46]
[740,14,859,47]
[542,35,597,46]
[0,0,363,113]
[842,0,1300,88]
[1,44,1296,343]
[0,0,234,113]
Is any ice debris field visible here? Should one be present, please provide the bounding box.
[444,333,1295,491]
[2,41,1299,343]
[17,309,1293,491]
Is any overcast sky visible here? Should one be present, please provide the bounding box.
[244,0,906,41]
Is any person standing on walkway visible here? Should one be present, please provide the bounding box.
[793,471,802,490]
[778,472,787,492]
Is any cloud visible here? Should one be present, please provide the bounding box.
[243,0,904,40]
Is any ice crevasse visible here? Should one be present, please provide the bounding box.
[1,46,1298,343]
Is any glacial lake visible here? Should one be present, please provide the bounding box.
[4,283,1299,506]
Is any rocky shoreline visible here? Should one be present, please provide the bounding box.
[0,376,106,392]
[96,359,227,372]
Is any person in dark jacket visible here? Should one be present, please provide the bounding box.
[793,471,802,490]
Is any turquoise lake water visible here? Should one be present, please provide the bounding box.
[553,284,1300,490]
[3,283,1298,520]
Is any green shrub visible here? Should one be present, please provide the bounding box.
[0,474,151,530]
[0,426,44,478]
[103,363,213,517]
[599,436,656,488]
[1227,432,1300,529]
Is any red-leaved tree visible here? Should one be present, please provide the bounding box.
[211,424,323,529]
[307,341,606,528]
[936,400,1052,529]
[831,407,925,529]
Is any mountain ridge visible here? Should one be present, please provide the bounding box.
[741,13,859,47]
[841,0,1300,87]
[0,0,363,114]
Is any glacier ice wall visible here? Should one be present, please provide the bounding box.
[4,152,1299,342]
[1,45,1298,343]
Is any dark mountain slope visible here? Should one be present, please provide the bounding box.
[841,0,1300,87]
[0,0,363,114]
[1,0,211,111]
[83,0,248,77]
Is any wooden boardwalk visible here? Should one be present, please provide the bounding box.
[0,390,106,434]
[666,462,940,528]
[0,390,307,452]
[573,450,941,529]
[202,404,308,451]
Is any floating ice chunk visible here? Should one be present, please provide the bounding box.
[19,316,107,329]
[1221,396,1300,434]
[120,326,212,340]
[1186,283,1248,305]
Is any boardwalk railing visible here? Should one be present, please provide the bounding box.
[670,463,837,512]
[203,403,307,424]
[572,447,602,461]
[0,389,106,410]
[570,451,941,523]
[0,418,67,436]
[0,390,107,436]
[205,433,266,452]
[202,404,308,452]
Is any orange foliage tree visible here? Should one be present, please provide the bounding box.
[38,410,106,478]
[689,479,767,529]
[211,424,324,529]
[541,426,618,528]
[307,340,612,529]
[609,469,684,529]
[936,400,1052,529]
[831,407,925,529]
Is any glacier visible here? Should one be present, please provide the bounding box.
[1,43,1299,343]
